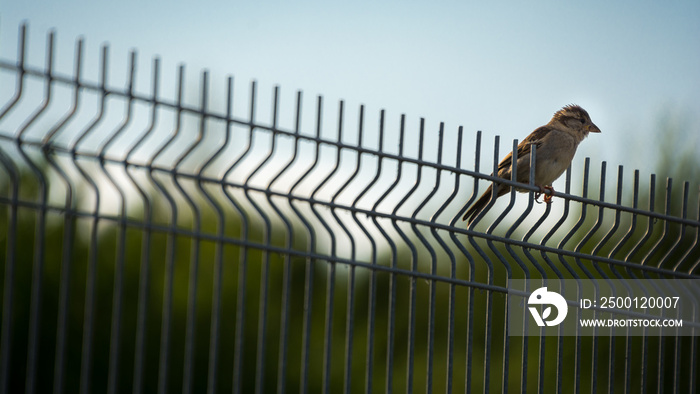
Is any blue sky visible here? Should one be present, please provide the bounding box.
[2,0,700,177]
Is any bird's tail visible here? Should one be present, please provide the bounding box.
[462,185,504,225]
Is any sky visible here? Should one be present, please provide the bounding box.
[2,0,700,187]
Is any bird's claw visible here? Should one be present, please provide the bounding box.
[535,185,555,204]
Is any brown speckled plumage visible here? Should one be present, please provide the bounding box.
[463,105,600,225]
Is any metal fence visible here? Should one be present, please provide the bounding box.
[0,24,699,394]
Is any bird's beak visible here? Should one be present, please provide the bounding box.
[586,123,601,133]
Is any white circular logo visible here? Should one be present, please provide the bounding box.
[528,287,568,327]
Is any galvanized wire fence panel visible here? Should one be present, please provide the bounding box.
[1,25,699,394]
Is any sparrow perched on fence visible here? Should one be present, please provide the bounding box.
[462,104,601,225]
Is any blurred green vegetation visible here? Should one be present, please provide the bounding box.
[0,108,698,393]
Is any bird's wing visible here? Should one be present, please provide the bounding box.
[497,125,552,173]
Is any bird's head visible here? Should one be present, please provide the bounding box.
[549,104,601,136]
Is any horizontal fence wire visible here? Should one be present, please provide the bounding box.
[0,24,699,394]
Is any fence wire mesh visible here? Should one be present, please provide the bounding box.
[0,25,699,394]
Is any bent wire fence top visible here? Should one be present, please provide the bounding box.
[0,24,699,394]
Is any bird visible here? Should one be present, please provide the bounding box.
[462,104,601,225]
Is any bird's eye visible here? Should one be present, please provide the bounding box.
[579,119,586,124]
